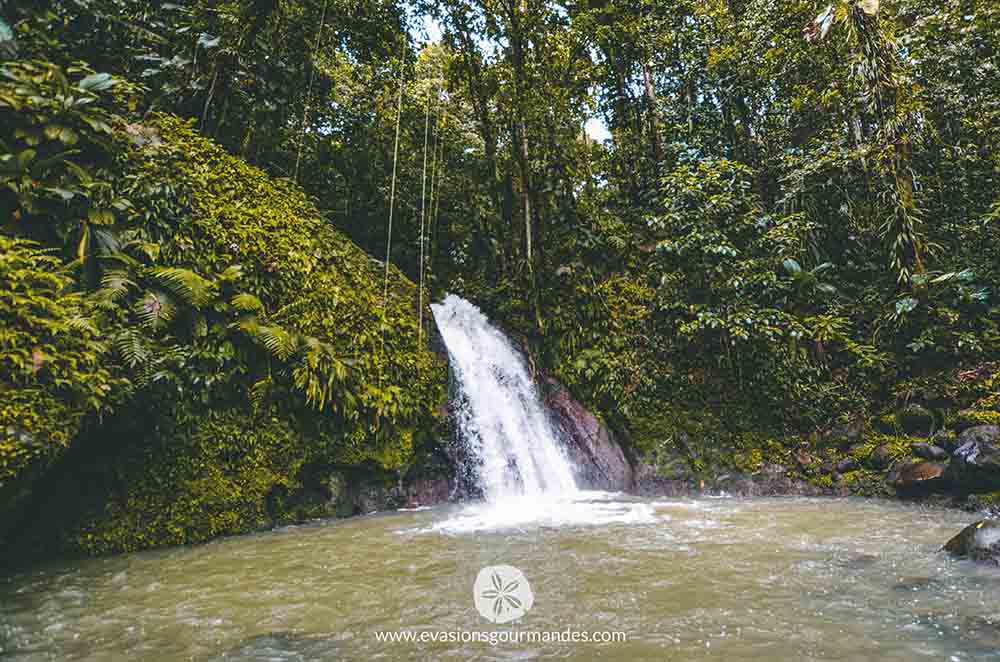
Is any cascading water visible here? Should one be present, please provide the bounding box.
[430,294,578,500]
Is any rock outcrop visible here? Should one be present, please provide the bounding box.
[887,461,947,494]
[945,426,1000,490]
[943,520,1000,565]
[543,378,634,491]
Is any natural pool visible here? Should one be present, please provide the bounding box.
[1,493,996,661]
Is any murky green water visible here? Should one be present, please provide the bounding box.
[1,495,997,661]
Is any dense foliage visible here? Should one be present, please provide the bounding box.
[2,0,999,555]
[0,9,446,555]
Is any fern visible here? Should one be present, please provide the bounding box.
[114,328,149,369]
[248,376,273,414]
[148,267,216,307]
[98,269,136,302]
[230,292,264,314]
[134,291,176,329]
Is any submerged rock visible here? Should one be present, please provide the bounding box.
[945,426,1000,490]
[211,632,340,661]
[943,520,1000,565]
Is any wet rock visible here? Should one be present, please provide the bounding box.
[714,464,835,497]
[963,493,1000,518]
[945,426,1000,490]
[544,378,634,491]
[632,461,698,497]
[403,478,451,508]
[943,520,1000,565]
[931,429,959,453]
[898,404,935,437]
[887,461,946,494]
[836,457,860,474]
[911,442,948,461]
[870,444,896,470]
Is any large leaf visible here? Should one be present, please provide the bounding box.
[78,73,117,92]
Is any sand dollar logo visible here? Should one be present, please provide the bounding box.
[473,565,534,624]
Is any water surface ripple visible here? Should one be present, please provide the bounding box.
[1,496,996,661]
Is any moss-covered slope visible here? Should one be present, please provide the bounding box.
[4,116,447,558]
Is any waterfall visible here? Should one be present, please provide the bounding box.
[431,294,578,501]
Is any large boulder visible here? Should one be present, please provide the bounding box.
[945,426,1000,491]
[887,461,947,494]
[943,520,1000,565]
[543,379,634,491]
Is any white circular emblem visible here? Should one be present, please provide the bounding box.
[473,565,534,623]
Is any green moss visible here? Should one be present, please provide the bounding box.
[9,116,449,557]
[953,409,1000,430]
[875,412,898,433]
[124,115,447,463]
[65,407,310,555]
[0,237,117,543]
[851,433,913,459]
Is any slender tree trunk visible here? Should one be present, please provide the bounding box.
[642,58,661,163]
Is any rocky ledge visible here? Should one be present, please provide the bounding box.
[944,520,1000,566]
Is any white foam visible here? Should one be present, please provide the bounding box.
[420,492,658,534]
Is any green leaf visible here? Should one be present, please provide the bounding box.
[895,298,918,315]
[78,73,117,92]
[782,258,802,275]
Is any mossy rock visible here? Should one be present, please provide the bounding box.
[897,404,935,437]
[851,434,918,470]
[21,403,323,556]
[5,115,449,558]
[954,409,1000,433]
[125,115,447,470]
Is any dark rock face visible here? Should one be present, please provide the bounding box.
[898,404,935,437]
[632,462,698,497]
[945,426,1000,490]
[888,461,947,494]
[836,457,860,474]
[403,477,451,508]
[324,471,452,516]
[713,464,835,497]
[543,379,634,491]
[943,520,1000,565]
[911,442,948,461]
